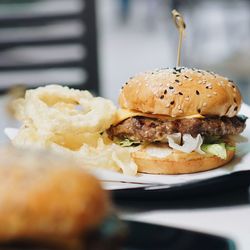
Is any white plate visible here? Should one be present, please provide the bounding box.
[5,104,250,191]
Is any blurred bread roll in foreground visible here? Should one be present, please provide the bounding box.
[0,146,112,249]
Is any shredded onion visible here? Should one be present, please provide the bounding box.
[167,133,204,154]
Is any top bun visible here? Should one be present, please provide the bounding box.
[119,67,242,117]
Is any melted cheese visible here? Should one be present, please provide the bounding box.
[114,108,204,125]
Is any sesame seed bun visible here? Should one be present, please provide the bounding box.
[132,147,235,174]
[116,67,243,175]
[119,67,242,117]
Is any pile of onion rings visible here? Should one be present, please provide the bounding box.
[16,85,117,136]
[12,85,138,175]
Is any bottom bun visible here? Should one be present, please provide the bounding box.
[131,148,235,174]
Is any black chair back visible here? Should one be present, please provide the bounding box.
[0,0,99,94]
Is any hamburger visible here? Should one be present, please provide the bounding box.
[107,67,247,174]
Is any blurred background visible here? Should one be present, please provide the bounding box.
[0,0,250,140]
[97,0,250,103]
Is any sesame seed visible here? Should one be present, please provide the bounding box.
[184,75,189,79]
[125,82,128,85]
[234,106,238,111]
[170,101,175,105]
[179,92,183,95]
[196,90,200,95]
[197,108,201,113]
[160,95,164,99]
[169,86,174,90]
[164,89,167,94]
[175,79,180,83]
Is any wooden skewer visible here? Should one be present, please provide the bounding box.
[172,9,186,67]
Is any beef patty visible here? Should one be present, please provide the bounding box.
[107,116,247,143]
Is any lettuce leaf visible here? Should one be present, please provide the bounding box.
[225,145,236,151]
[201,143,227,159]
[201,143,236,159]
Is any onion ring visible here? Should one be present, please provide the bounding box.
[20,85,117,134]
